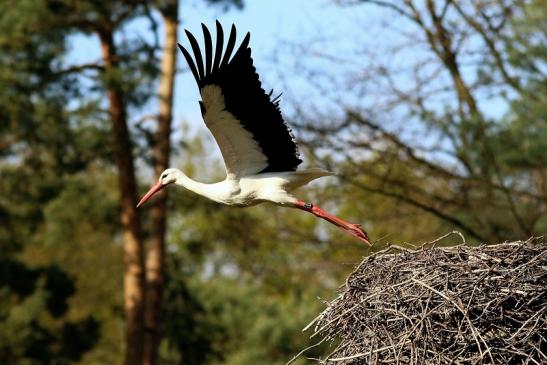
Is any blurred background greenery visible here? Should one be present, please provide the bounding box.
[0,0,545,364]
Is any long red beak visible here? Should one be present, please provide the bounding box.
[137,181,166,208]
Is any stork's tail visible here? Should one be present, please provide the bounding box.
[296,168,334,178]
[286,168,334,191]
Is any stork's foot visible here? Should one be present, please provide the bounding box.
[344,223,371,245]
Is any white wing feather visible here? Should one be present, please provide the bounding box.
[201,85,269,178]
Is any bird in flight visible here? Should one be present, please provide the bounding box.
[138,21,370,245]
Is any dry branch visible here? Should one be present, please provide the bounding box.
[302,237,546,364]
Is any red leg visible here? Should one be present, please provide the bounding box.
[294,200,371,245]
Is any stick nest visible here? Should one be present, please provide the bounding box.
[305,237,546,364]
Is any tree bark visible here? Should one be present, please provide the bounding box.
[144,2,178,364]
[98,29,146,365]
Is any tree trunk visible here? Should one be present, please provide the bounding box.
[144,2,178,365]
[98,29,146,365]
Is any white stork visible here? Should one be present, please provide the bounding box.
[137,22,371,245]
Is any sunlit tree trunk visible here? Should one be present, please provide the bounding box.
[98,29,146,365]
[144,1,178,364]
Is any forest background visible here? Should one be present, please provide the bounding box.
[1,0,545,364]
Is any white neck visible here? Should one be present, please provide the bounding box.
[172,169,222,201]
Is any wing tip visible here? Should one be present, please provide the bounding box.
[185,29,205,80]
[243,31,250,44]
[212,21,224,72]
[184,29,195,42]
[221,23,238,66]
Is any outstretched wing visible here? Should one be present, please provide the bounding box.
[178,21,302,178]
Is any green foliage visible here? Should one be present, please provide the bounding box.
[0,259,100,365]
[21,172,125,365]
[0,1,124,362]
[158,256,220,365]
[197,278,326,365]
[495,0,547,171]
[158,251,330,365]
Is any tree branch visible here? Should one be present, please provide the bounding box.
[452,1,524,95]
[55,63,104,75]
[341,175,487,242]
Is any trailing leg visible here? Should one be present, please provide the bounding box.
[294,200,371,245]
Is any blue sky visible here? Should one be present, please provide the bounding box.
[171,0,386,133]
[65,0,509,170]
[65,0,386,167]
[66,0,385,130]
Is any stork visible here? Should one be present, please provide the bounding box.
[137,21,371,245]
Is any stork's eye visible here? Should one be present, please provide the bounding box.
[161,174,168,179]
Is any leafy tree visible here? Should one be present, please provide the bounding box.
[0,1,108,360]
[0,258,99,365]
[289,0,546,243]
[22,173,125,365]
[0,1,134,363]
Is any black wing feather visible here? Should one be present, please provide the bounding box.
[185,30,205,80]
[181,23,302,173]
[177,44,200,83]
[201,23,213,76]
[221,24,237,69]
[212,20,224,72]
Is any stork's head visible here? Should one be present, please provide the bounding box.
[158,168,179,185]
[136,168,179,208]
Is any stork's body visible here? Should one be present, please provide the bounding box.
[137,22,371,245]
[160,168,332,207]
